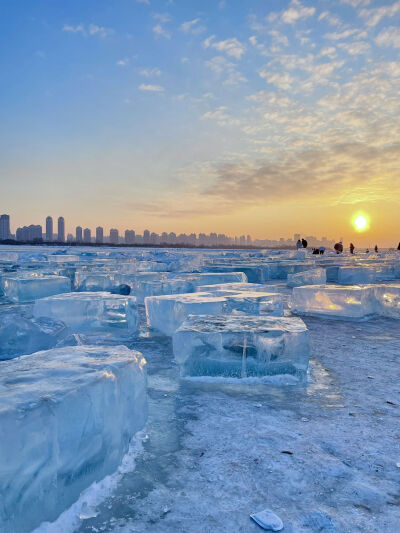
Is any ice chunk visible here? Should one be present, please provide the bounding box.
[0,314,69,360]
[287,268,326,288]
[373,284,400,319]
[146,291,284,336]
[2,275,71,302]
[173,314,309,378]
[196,282,276,294]
[34,292,138,334]
[74,271,121,291]
[337,266,377,285]
[250,509,284,531]
[0,345,147,533]
[291,285,376,319]
[265,261,315,280]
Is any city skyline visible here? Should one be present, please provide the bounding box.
[1,1,399,247]
[1,213,337,248]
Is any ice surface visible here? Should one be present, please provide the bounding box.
[196,282,276,294]
[291,285,376,319]
[373,284,400,318]
[2,275,71,302]
[337,266,377,285]
[146,291,284,336]
[173,314,309,378]
[0,314,70,360]
[286,268,326,288]
[34,292,138,334]
[0,345,147,533]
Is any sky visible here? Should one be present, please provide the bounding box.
[1,0,400,246]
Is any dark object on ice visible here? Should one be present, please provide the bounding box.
[296,239,302,250]
[250,509,283,531]
[312,248,319,255]
[350,243,355,254]
[374,245,378,253]
[397,242,400,251]
[281,450,293,455]
[111,284,131,295]
[319,246,325,255]
[301,238,308,248]
[334,242,343,254]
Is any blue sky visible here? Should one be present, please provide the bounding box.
[1,0,400,243]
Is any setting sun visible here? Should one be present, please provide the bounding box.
[353,214,369,232]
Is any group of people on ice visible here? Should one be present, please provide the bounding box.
[296,238,400,255]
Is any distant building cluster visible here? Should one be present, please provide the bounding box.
[0,214,335,248]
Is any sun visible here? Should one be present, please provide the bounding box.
[352,213,369,232]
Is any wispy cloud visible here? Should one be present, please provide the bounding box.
[139,67,162,77]
[62,23,113,38]
[203,36,245,59]
[180,18,205,35]
[375,26,400,48]
[138,83,164,92]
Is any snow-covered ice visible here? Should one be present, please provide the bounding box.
[34,292,138,334]
[0,345,147,533]
[173,314,309,378]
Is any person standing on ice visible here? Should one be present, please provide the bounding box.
[296,239,302,250]
[374,245,378,253]
[301,238,308,248]
[334,241,343,254]
[350,243,355,254]
[397,242,400,251]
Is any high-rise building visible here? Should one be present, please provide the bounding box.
[0,214,11,240]
[109,229,119,245]
[96,226,104,244]
[143,229,150,244]
[125,230,135,245]
[76,226,83,242]
[57,217,65,242]
[16,224,42,242]
[83,228,91,243]
[45,216,53,242]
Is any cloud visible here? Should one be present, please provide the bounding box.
[201,142,400,208]
[62,24,85,34]
[268,30,289,47]
[375,27,400,48]
[180,18,205,35]
[259,71,295,90]
[340,0,370,6]
[205,56,247,85]
[62,23,113,38]
[140,67,162,77]
[153,24,171,39]
[325,29,366,40]
[359,2,400,28]
[281,0,316,24]
[116,58,129,67]
[203,36,245,59]
[338,41,370,55]
[138,83,164,92]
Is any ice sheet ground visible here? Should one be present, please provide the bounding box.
[1,246,400,533]
[68,314,400,533]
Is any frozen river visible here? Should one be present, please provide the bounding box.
[69,313,400,533]
[1,246,399,533]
